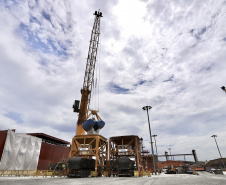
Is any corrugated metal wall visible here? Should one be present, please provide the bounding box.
[0,131,7,160]
[37,142,70,170]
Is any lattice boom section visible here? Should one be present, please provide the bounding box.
[83,15,101,91]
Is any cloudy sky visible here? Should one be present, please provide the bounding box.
[1,0,226,161]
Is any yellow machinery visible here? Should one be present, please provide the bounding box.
[109,135,143,176]
[72,10,103,136]
[69,11,108,177]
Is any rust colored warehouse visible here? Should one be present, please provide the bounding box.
[0,130,8,160]
[0,130,70,170]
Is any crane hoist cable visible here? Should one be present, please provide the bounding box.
[98,31,101,111]
[91,31,101,112]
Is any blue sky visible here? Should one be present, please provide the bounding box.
[0,0,226,161]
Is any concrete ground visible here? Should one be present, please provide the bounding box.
[0,172,226,185]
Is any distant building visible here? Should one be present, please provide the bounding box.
[189,162,205,171]
[158,160,187,169]
[205,158,226,170]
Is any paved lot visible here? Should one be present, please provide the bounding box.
[0,172,226,185]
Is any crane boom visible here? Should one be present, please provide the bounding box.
[75,11,103,135]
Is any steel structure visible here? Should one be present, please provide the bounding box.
[141,154,157,172]
[69,11,108,177]
[109,135,143,176]
[140,143,158,173]
[69,134,108,176]
[74,10,103,136]
[158,150,198,162]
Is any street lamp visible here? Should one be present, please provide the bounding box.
[152,134,159,172]
[221,86,226,93]
[211,135,225,168]
[142,105,156,175]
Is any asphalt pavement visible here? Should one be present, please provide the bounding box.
[0,172,226,185]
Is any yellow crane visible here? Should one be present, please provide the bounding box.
[68,12,108,178]
[72,10,103,136]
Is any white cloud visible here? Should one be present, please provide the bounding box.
[0,0,226,162]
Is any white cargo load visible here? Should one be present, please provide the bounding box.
[0,130,42,170]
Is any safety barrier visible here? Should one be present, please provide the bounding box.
[134,171,139,177]
[104,171,112,177]
[0,170,151,178]
[0,170,68,177]
[146,171,151,177]
[90,171,97,177]
[134,171,151,177]
[142,171,151,177]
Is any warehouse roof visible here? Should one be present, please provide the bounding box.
[27,133,70,145]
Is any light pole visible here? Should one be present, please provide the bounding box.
[143,105,156,175]
[211,135,225,168]
[152,134,159,172]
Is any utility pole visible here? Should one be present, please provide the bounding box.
[142,106,156,175]
[211,135,225,168]
[152,134,159,172]
[168,148,174,168]
[168,148,172,160]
